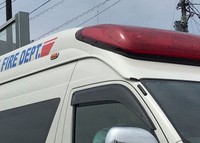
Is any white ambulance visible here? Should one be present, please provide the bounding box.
[0,24,199,143]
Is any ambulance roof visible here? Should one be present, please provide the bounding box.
[1,24,200,83]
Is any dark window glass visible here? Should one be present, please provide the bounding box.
[142,80,200,143]
[75,103,150,143]
[0,98,60,143]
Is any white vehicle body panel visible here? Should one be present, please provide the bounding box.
[0,25,198,143]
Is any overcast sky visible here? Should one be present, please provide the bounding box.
[0,0,199,41]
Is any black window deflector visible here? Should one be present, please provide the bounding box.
[72,84,155,130]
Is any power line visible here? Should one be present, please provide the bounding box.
[191,17,200,33]
[188,1,200,17]
[77,0,121,27]
[192,3,200,5]
[0,1,5,6]
[35,0,111,40]
[30,0,64,20]
[190,17,195,34]
[0,0,16,10]
[29,0,51,14]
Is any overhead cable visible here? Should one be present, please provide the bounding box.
[77,0,121,27]
[30,0,51,14]
[0,1,5,6]
[0,0,16,10]
[30,0,64,20]
[36,0,111,40]
[191,17,200,33]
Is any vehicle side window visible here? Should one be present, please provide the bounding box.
[0,98,60,143]
[72,84,153,143]
[75,103,150,143]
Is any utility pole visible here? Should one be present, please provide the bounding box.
[174,0,190,32]
[6,0,12,21]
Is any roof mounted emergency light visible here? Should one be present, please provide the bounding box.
[76,24,200,65]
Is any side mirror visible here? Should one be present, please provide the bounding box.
[105,127,158,143]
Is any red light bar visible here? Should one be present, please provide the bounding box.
[76,24,200,65]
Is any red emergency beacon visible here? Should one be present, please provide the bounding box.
[76,24,200,65]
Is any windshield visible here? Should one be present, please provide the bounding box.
[142,79,200,143]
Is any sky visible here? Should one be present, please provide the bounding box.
[0,0,199,41]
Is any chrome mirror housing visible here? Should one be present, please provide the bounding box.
[105,127,158,143]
